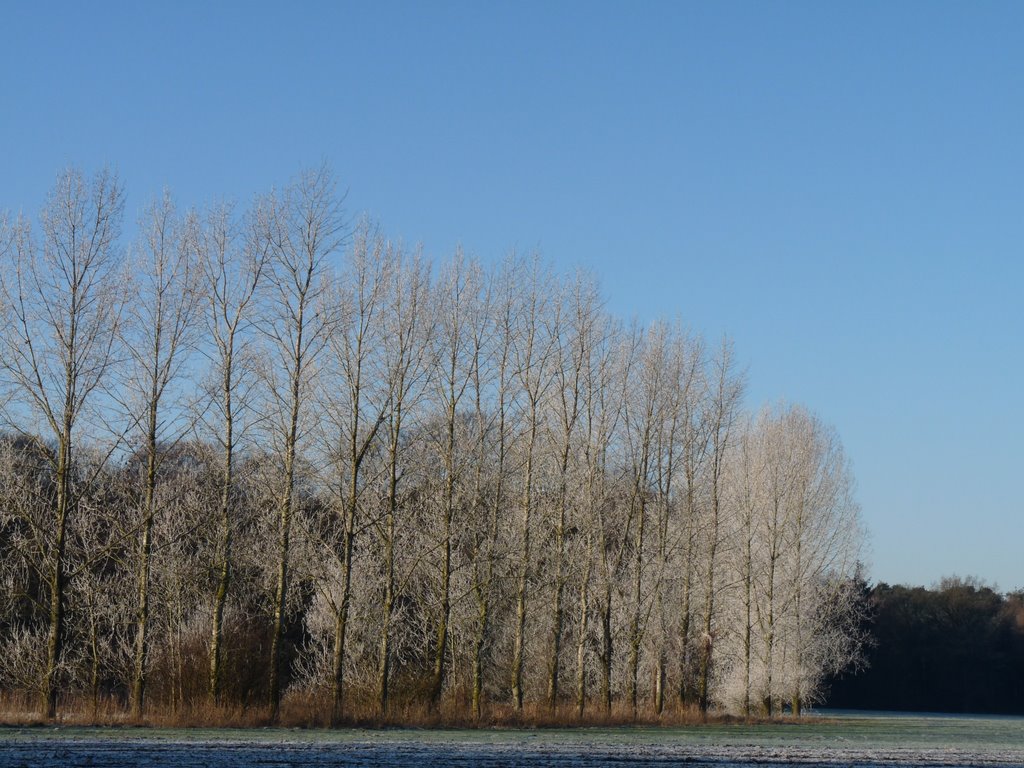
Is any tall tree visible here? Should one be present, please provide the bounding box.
[262,166,345,719]
[542,273,596,711]
[198,201,268,703]
[589,321,632,714]
[571,311,622,717]
[622,322,665,715]
[123,193,201,718]
[695,339,743,714]
[371,243,431,716]
[649,325,692,715]
[467,264,511,719]
[427,252,477,709]
[775,405,862,715]
[0,168,125,719]
[508,255,556,711]
[315,222,392,716]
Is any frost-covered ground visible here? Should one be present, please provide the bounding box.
[2,711,1023,767]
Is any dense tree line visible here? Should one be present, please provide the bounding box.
[0,167,866,723]
[826,578,1024,714]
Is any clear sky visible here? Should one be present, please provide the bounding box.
[2,1,1022,590]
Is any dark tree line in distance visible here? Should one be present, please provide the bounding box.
[826,577,1024,715]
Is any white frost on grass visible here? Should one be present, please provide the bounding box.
[3,738,1024,768]
[3,714,1024,767]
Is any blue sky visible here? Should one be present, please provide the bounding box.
[2,1,1022,590]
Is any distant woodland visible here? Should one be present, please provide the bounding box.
[826,578,1024,715]
[0,167,865,725]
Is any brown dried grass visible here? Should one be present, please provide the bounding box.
[0,690,784,730]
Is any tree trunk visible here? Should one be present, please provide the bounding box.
[510,412,537,712]
[41,426,72,720]
[546,443,572,712]
[430,398,457,709]
[600,581,613,714]
[131,411,159,720]
[209,367,234,704]
[268,436,296,720]
[376,435,398,715]
[628,498,645,716]
[333,491,357,722]
[574,557,590,719]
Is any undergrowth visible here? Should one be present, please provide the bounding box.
[0,692,791,729]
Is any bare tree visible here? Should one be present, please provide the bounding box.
[723,410,763,716]
[121,193,201,718]
[695,339,744,714]
[773,405,863,715]
[261,166,346,719]
[508,255,556,712]
[542,273,599,711]
[648,325,693,715]
[374,249,433,716]
[197,201,268,703]
[582,317,630,715]
[466,264,510,719]
[717,404,863,716]
[674,340,712,710]
[312,222,392,716]
[621,322,666,715]
[426,251,480,709]
[0,168,125,718]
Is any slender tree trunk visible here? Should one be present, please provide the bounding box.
[376,510,395,715]
[653,454,673,717]
[130,510,153,718]
[42,555,64,718]
[88,591,100,718]
[131,402,159,719]
[470,582,488,719]
[341,335,377,718]
[333,477,358,721]
[268,381,301,720]
[511,406,537,712]
[209,367,234,703]
[546,445,571,712]
[600,580,613,714]
[792,501,804,718]
[471,424,503,719]
[430,396,457,709]
[743,524,753,717]
[628,495,645,716]
[376,420,400,715]
[471,467,500,721]
[697,483,720,714]
[42,436,70,720]
[574,555,590,719]
[764,525,778,718]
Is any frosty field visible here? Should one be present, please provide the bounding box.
[1,711,1023,767]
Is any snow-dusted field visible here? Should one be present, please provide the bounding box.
[2,712,1023,767]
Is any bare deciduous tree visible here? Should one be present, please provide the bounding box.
[0,168,125,719]
[314,222,392,716]
[508,255,557,712]
[541,272,597,712]
[373,248,432,716]
[122,192,201,718]
[261,166,346,719]
[197,201,268,703]
[695,339,744,714]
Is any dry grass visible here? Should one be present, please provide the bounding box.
[0,691,785,730]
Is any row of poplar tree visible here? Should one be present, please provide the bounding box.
[0,166,866,723]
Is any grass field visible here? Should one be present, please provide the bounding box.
[1,711,1022,767]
